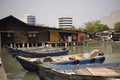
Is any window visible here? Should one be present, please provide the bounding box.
[28,33,36,37]
[33,33,36,37]
[7,33,11,37]
[28,34,32,37]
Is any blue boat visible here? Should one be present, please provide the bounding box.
[15,51,105,72]
[15,56,120,80]
[37,62,120,80]
[55,56,105,65]
[5,45,69,58]
[15,56,37,71]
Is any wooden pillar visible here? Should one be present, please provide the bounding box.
[42,43,45,47]
[31,43,34,47]
[55,43,57,47]
[35,43,38,47]
[58,43,60,47]
[27,43,29,48]
[49,44,52,47]
[22,43,25,48]
[73,42,76,46]
[65,42,67,47]
[77,42,79,45]
[14,43,17,48]
[18,44,20,48]
[10,43,13,48]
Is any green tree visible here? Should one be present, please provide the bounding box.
[114,22,120,32]
[83,22,94,33]
[83,22,109,33]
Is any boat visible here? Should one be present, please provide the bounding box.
[37,63,120,80]
[15,56,38,71]
[15,49,105,72]
[5,45,69,58]
[40,49,105,65]
[15,56,120,80]
[37,54,105,65]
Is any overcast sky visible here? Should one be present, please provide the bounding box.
[0,0,120,28]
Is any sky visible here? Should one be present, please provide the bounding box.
[0,0,120,28]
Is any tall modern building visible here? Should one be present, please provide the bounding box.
[22,14,36,25]
[58,16,73,29]
[100,10,120,28]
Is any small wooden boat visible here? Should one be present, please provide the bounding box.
[37,63,120,80]
[36,49,105,65]
[37,55,105,65]
[5,45,69,58]
[15,49,105,72]
[15,56,120,80]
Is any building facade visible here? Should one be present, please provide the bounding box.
[100,10,120,28]
[58,16,73,29]
[0,15,86,48]
[22,14,36,25]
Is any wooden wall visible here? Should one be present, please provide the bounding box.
[50,31,59,42]
[0,16,86,46]
[37,30,49,42]
[77,32,85,42]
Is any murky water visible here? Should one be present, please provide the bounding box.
[1,41,120,80]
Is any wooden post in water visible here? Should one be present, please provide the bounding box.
[65,42,67,47]
[10,43,13,48]
[35,43,38,47]
[22,43,25,48]
[27,43,29,48]
[55,43,57,47]
[14,43,16,48]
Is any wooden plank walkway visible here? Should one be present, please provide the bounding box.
[64,67,120,77]
[73,68,92,75]
[86,67,120,76]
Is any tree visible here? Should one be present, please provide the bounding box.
[36,23,42,26]
[114,22,120,32]
[83,22,109,33]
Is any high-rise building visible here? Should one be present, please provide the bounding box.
[22,14,36,25]
[100,10,120,28]
[58,16,73,29]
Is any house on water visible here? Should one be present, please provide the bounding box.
[0,15,87,48]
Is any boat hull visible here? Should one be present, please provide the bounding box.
[15,56,120,80]
[16,56,105,72]
[16,56,37,71]
[5,46,68,58]
[37,63,120,80]
[16,57,106,80]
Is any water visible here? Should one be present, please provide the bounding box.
[1,41,120,80]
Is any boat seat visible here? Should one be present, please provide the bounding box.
[43,57,53,62]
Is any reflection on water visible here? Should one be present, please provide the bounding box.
[1,41,120,80]
[22,72,39,80]
[1,51,26,80]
